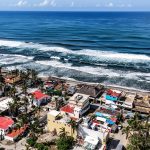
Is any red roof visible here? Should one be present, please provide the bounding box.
[6,125,28,138]
[92,119,100,125]
[111,118,117,123]
[60,105,74,114]
[0,117,14,130]
[107,89,121,97]
[32,90,49,101]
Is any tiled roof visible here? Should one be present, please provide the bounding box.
[106,89,121,97]
[77,84,104,98]
[60,105,74,114]
[6,125,28,138]
[32,90,49,101]
[0,117,14,130]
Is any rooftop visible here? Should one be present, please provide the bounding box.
[6,125,28,138]
[0,117,14,130]
[106,89,122,97]
[60,104,74,114]
[77,84,104,98]
[32,90,49,100]
[48,110,60,117]
[0,97,13,111]
[69,93,89,105]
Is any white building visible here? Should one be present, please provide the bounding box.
[32,90,50,106]
[60,93,90,118]
[0,97,13,112]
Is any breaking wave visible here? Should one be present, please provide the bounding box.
[0,39,150,63]
[0,39,150,91]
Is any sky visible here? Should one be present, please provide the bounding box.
[0,0,150,11]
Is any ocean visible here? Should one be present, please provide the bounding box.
[0,11,150,91]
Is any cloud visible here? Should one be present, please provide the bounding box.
[70,1,74,7]
[107,2,114,7]
[16,0,27,7]
[38,0,50,7]
[50,0,56,7]
[34,0,56,7]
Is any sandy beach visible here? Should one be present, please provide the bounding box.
[39,75,150,95]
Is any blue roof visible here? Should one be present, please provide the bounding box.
[106,119,115,125]
[106,95,118,101]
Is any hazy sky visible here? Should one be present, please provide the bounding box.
[0,0,150,11]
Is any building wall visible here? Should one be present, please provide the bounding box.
[78,125,109,145]
[47,114,77,139]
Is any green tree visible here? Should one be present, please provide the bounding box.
[56,127,74,150]
[122,113,150,150]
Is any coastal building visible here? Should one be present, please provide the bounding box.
[78,124,109,150]
[0,97,13,113]
[77,84,104,100]
[0,117,14,139]
[47,110,77,139]
[4,75,21,84]
[122,93,135,109]
[133,95,150,114]
[32,90,50,106]
[67,86,76,95]
[99,89,122,105]
[5,125,28,141]
[60,93,90,118]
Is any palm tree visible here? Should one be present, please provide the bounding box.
[22,96,29,113]
[122,125,132,139]
[122,113,150,150]
[21,81,28,95]
[68,119,77,137]
[59,127,68,138]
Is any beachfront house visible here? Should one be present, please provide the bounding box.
[99,89,122,107]
[77,84,104,101]
[4,75,21,84]
[122,93,135,109]
[133,95,150,114]
[32,90,50,106]
[60,93,90,118]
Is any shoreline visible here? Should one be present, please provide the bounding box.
[39,75,150,95]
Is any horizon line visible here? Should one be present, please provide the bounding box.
[0,10,150,12]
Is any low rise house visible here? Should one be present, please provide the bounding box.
[60,93,90,118]
[83,136,99,150]
[0,117,14,139]
[32,90,50,106]
[133,95,150,114]
[77,84,104,100]
[122,93,135,109]
[47,110,77,139]
[0,97,13,113]
[5,125,28,141]
[67,86,76,95]
[4,75,21,84]
[78,124,109,150]
[100,89,122,104]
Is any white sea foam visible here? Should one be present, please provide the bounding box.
[0,39,150,63]
[35,60,150,82]
[0,54,33,65]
